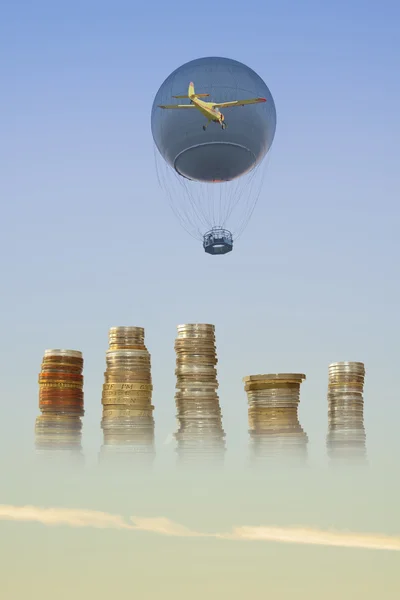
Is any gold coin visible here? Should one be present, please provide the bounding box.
[101,389,152,398]
[108,344,147,351]
[102,389,151,398]
[104,369,151,375]
[109,326,144,333]
[244,382,302,391]
[102,407,154,417]
[103,383,153,391]
[39,381,83,389]
[105,378,152,385]
[248,407,298,415]
[102,397,152,406]
[328,381,364,388]
[243,374,306,383]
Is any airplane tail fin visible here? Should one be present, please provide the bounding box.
[188,81,195,99]
[172,82,209,99]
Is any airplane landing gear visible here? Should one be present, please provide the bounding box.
[221,122,227,130]
[203,125,207,131]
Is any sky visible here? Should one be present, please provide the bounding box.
[0,1,400,595]
[1,466,400,598]
[0,0,399,455]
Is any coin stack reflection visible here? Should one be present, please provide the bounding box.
[35,349,84,460]
[243,374,308,464]
[327,362,367,463]
[99,327,155,465]
[174,324,226,464]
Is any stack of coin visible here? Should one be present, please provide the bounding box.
[327,361,367,463]
[243,374,308,464]
[36,349,84,460]
[38,349,84,416]
[108,326,145,350]
[174,324,226,464]
[100,327,155,465]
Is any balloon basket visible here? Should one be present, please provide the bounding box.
[203,228,233,255]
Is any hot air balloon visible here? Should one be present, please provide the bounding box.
[151,56,276,255]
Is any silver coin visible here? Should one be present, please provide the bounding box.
[44,349,82,358]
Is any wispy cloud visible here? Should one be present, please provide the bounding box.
[0,504,399,552]
[221,526,400,552]
[0,505,132,530]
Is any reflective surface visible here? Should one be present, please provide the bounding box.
[151,56,277,182]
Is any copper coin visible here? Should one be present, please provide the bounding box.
[39,373,83,380]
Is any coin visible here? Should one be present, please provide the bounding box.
[102,388,152,397]
[102,398,152,408]
[243,374,306,383]
[44,349,82,358]
[102,407,154,417]
[103,383,153,391]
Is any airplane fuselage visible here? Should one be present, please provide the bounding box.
[191,97,225,124]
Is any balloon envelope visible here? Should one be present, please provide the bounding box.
[151,56,276,183]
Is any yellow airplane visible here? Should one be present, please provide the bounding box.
[158,81,266,130]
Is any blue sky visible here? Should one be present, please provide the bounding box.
[0,0,399,465]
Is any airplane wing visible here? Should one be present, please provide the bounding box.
[212,97,267,108]
[158,104,196,109]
